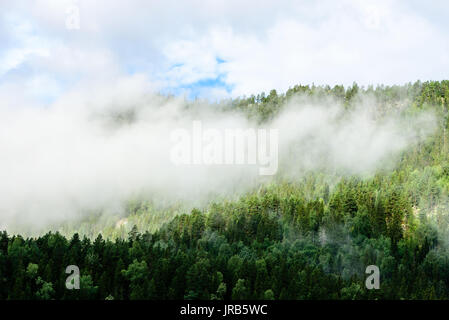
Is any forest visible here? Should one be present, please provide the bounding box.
[2,80,449,300]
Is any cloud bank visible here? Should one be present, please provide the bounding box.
[0,76,436,232]
[0,0,443,232]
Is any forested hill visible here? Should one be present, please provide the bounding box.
[2,81,449,300]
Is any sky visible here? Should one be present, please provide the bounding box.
[0,0,448,102]
[0,0,443,231]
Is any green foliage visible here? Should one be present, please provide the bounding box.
[2,81,449,300]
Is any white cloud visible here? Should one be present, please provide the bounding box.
[0,0,445,232]
[157,0,448,96]
[0,0,448,98]
[0,76,436,232]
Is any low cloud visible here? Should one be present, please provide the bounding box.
[0,76,436,232]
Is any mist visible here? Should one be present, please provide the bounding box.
[0,76,436,232]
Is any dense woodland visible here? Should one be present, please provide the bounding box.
[2,81,449,299]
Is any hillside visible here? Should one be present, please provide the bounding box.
[2,81,449,300]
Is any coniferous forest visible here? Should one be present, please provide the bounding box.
[2,81,449,300]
